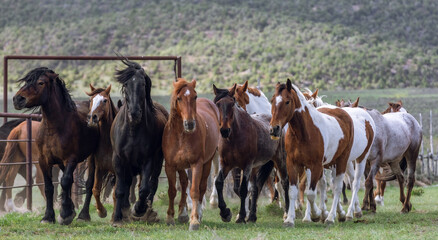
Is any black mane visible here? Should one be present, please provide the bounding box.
[115,58,154,113]
[18,67,76,112]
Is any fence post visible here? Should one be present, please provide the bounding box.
[420,113,424,174]
[26,117,32,211]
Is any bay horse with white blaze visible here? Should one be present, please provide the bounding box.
[270,79,354,227]
[213,84,286,224]
[162,78,220,230]
[110,59,168,226]
[13,67,99,225]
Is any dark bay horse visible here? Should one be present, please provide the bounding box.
[270,79,354,227]
[77,84,118,221]
[162,78,220,230]
[213,84,287,224]
[110,59,168,226]
[13,67,99,225]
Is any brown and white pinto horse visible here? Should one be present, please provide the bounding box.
[13,67,99,225]
[162,78,220,230]
[213,84,286,224]
[77,84,119,221]
[270,79,354,227]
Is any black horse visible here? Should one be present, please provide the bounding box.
[110,59,168,226]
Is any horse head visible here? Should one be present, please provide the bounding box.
[269,78,302,139]
[233,80,249,110]
[172,78,198,132]
[382,100,406,114]
[86,84,112,127]
[116,58,153,125]
[213,83,237,138]
[13,67,75,112]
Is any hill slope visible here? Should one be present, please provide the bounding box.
[1,0,438,93]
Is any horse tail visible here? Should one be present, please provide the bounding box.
[0,127,24,186]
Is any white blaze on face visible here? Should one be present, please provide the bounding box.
[91,94,105,114]
[275,95,283,107]
[184,89,190,97]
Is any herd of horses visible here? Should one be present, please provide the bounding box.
[0,58,422,230]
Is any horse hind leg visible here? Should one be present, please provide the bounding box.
[198,161,213,224]
[14,165,28,208]
[93,167,107,218]
[165,164,177,226]
[325,169,346,225]
[346,159,366,220]
[401,148,419,213]
[78,156,95,221]
[248,161,274,223]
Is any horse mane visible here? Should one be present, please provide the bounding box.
[274,82,308,111]
[115,58,155,113]
[18,67,76,112]
[303,88,328,107]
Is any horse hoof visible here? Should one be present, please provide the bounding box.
[112,221,123,227]
[97,208,108,218]
[40,219,55,224]
[343,200,349,205]
[14,196,25,208]
[122,208,132,220]
[77,212,91,222]
[346,216,353,221]
[247,215,257,223]
[57,211,76,225]
[311,216,320,222]
[283,222,294,228]
[178,214,189,224]
[302,217,312,223]
[146,208,160,223]
[354,212,363,218]
[295,209,303,218]
[166,216,175,226]
[338,215,346,222]
[220,208,232,222]
[235,217,246,224]
[189,223,200,231]
[324,219,334,226]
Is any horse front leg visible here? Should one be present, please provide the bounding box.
[58,159,78,225]
[177,170,189,224]
[165,163,177,226]
[133,160,152,218]
[283,161,301,228]
[302,167,323,223]
[78,156,95,221]
[325,169,346,225]
[198,161,212,224]
[93,166,107,218]
[40,162,55,224]
[209,154,219,208]
[215,164,232,222]
[248,161,274,223]
[112,155,131,226]
[235,165,252,224]
[188,161,205,231]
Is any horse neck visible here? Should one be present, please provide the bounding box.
[246,90,271,115]
[229,105,251,140]
[287,92,320,141]
[41,95,76,131]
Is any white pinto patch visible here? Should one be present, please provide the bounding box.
[184,89,190,96]
[246,90,272,115]
[90,94,105,113]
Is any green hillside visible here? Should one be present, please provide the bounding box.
[1,0,438,93]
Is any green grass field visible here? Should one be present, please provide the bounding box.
[1,185,437,239]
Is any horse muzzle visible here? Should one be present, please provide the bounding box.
[270,125,281,140]
[183,120,196,133]
[220,128,231,138]
[87,114,99,127]
[13,95,27,110]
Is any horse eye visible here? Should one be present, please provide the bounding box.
[177,97,181,101]
[103,99,108,103]
[194,96,197,100]
[286,101,290,105]
[38,82,44,86]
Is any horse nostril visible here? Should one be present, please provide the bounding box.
[92,114,98,122]
[220,128,231,138]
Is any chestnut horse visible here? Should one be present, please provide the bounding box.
[110,59,168,226]
[336,98,422,213]
[13,67,99,224]
[213,84,286,224]
[77,84,119,221]
[270,79,354,227]
[162,78,219,230]
[0,121,44,212]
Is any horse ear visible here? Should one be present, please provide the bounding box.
[191,79,197,88]
[340,99,345,106]
[335,99,340,107]
[105,85,112,95]
[89,84,96,92]
[242,80,248,92]
[117,99,123,109]
[311,88,319,99]
[351,97,360,107]
[286,79,292,92]
[229,83,237,97]
[398,100,403,106]
[213,84,218,95]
